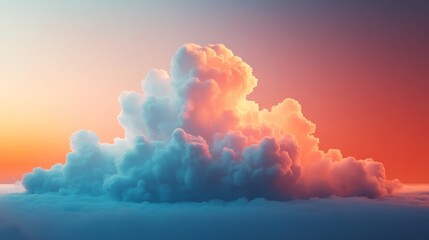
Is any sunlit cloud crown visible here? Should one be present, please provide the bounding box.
[23,43,400,202]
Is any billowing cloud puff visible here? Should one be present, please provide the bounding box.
[23,43,400,202]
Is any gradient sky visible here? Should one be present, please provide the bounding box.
[1,0,428,183]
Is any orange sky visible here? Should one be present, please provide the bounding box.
[1,1,428,183]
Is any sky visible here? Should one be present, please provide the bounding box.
[0,0,428,185]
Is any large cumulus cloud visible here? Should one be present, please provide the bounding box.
[23,43,399,202]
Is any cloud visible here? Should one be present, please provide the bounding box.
[22,43,399,202]
[0,190,429,240]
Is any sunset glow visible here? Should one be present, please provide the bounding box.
[1,1,428,185]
